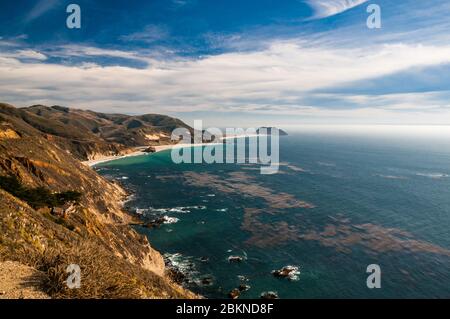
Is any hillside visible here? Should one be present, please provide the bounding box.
[0,103,195,298]
[0,103,192,161]
[0,261,50,299]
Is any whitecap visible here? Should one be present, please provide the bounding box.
[168,208,188,213]
[151,205,207,214]
[151,208,171,213]
[130,205,210,222]
[317,162,336,167]
[375,174,407,180]
[416,172,449,179]
[135,208,149,215]
[164,253,200,284]
[163,216,179,224]
[123,194,135,204]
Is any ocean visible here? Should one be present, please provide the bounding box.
[96,126,450,298]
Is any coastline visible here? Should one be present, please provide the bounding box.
[82,134,259,167]
[81,143,207,167]
[82,145,202,298]
[82,148,150,167]
[92,132,280,298]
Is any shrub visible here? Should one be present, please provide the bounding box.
[0,175,81,209]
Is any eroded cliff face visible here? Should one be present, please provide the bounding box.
[0,103,194,298]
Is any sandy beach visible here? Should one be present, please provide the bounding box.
[82,149,149,167]
[82,134,258,167]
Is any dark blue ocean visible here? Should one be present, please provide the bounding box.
[97,126,450,298]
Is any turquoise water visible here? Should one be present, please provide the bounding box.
[97,128,450,298]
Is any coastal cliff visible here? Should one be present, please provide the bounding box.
[0,103,195,298]
[2,103,192,161]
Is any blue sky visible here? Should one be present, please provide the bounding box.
[1,0,450,126]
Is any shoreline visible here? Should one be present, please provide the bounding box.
[82,134,259,167]
[82,147,148,167]
[81,142,209,167]
[88,133,272,298]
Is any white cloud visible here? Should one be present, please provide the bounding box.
[2,41,450,124]
[1,49,47,61]
[52,45,145,61]
[16,50,47,61]
[306,0,369,19]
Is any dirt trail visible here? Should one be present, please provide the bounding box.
[0,261,49,299]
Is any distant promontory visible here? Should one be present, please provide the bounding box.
[257,127,288,136]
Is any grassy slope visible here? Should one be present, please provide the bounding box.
[19,104,193,160]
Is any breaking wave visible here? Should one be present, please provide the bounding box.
[135,205,207,216]
[164,253,200,285]
[416,172,449,179]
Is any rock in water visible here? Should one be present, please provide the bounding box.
[201,277,214,286]
[228,288,241,299]
[238,284,251,292]
[143,146,156,153]
[272,265,300,281]
[260,291,279,299]
[143,217,166,228]
[228,255,244,263]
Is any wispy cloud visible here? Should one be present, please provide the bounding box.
[0,36,27,48]
[119,25,170,44]
[24,0,59,23]
[171,0,195,9]
[0,48,47,61]
[50,45,146,61]
[306,0,369,19]
[14,49,47,61]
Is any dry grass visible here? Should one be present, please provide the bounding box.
[0,173,194,299]
[4,241,188,299]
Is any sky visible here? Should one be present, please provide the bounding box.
[1,0,450,127]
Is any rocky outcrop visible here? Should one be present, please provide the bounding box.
[260,291,279,299]
[228,255,244,263]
